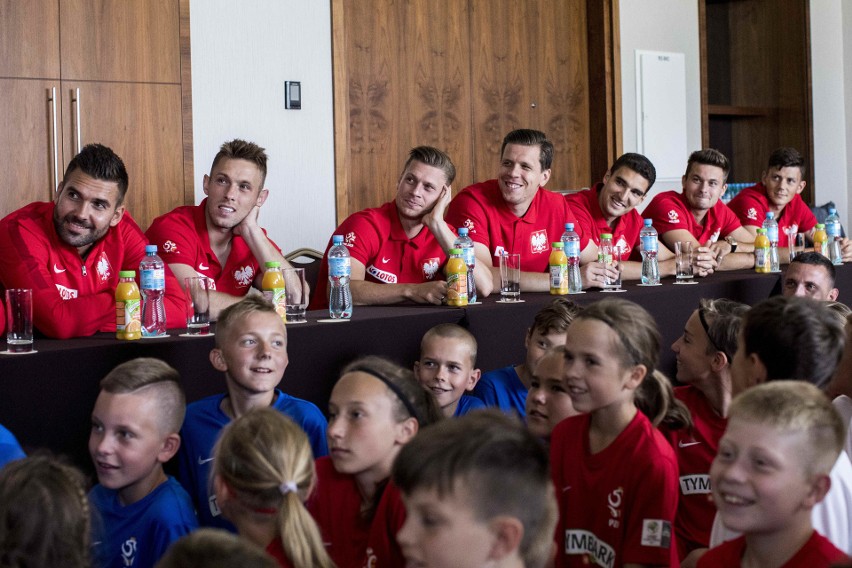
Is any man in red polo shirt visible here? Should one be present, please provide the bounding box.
[310,146,492,309]
[446,129,611,291]
[644,149,756,270]
[568,152,716,281]
[146,139,291,320]
[0,144,187,338]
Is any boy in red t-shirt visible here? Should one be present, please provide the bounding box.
[698,381,848,567]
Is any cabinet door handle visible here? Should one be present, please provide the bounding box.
[49,87,59,193]
[72,88,82,154]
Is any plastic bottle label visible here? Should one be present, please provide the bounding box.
[565,240,580,257]
[550,264,568,294]
[828,222,841,238]
[447,271,468,306]
[755,248,769,271]
[329,257,351,277]
[766,227,778,243]
[641,235,658,253]
[461,247,476,267]
[264,288,287,320]
[140,268,165,289]
[116,299,141,337]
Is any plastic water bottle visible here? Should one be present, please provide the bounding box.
[826,207,843,265]
[328,235,353,319]
[640,219,661,285]
[454,228,477,303]
[762,212,780,272]
[139,244,166,336]
[561,223,583,293]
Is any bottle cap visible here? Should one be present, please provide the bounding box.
[817,223,825,229]
[119,270,136,278]
[145,244,157,253]
[449,248,462,255]
[458,228,468,236]
[830,208,837,214]
[766,212,774,219]
[552,242,564,248]
[643,219,653,226]
[756,228,766,234]
[601,233,613,239]
[265,261,281,268]
[332,235,344,244]
[565,222,574,231]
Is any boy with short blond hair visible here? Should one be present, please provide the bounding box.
[414,323,484,417]
[89,357,198,568]
[393,410,557,568]
[176,295,327,530]
[473,297,581,416]
[699,381,849,567]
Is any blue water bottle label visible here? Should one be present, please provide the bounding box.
[767,227,778,242]
[641,235,657,253]
[461,247,475,266]
[565,240,580,257]
[329,257,351,277]
[140,269,165,289]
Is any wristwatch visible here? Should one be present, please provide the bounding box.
[724,236,738,253]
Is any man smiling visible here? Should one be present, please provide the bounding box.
[310,146,491,308]
[0,144,186,338]
[644,149,756,270]
[146,139,291,320]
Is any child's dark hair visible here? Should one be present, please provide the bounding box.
[635,370,693,431]
[743,296,844,388]
[155,528,278,568]
[698,298,750,363]
[530,297,583,337]
[393,410,557,568]
[213,408,333,568]
[341,355,443,427]
[0,454,91,568]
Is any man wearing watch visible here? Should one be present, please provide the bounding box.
[643,149,757,270]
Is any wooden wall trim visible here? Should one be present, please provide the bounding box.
[331,0,349,226]
[698,0,709,148]
[586,0,622,179]
[180,0,194,204]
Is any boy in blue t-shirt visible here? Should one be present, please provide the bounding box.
[88,357,198,568]
[472,297,580,417]
[177,295,328,529]
[414,323,484,417]
[0,423,25,468]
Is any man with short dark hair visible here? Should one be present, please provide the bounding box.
[146,139,290,320]
[782,252,839,301]
[310,146,491,308]
[0,144,186,338]
[446,129,594,291]
[644,149,756,270]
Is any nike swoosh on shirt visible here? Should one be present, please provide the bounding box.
[53,264,66,273]
[198,263,210,271]
[198,456,215,465]
[382,257,391,263]
[678,440,701,448]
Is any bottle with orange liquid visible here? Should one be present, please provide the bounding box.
[814,223,829,257]
[754,228,771,273]
[116,270,141,340]
[262,261,287,322]
[549,241,568,295]
[446,248,468,307]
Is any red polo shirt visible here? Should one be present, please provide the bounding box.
[644,190,741,244]
[727,183,816,246]
[566,183,645,256]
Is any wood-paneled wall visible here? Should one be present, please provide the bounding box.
[332,0,621,223]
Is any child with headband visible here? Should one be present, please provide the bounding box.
[212,407,333,568]
[308,355,443,568]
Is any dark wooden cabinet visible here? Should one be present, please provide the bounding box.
[700,0,813,201]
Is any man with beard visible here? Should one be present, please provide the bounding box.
[310,146,492,308]
[0,143,186,338]
[146,139,291,320]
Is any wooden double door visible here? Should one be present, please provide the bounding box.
[0,0,192,230]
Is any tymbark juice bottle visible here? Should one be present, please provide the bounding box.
[446,248,468,307]
[116,270,141,340]
[262,261,287,322]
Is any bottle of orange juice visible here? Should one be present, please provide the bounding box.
[446,248,468,307]
[754,228,771,273]
[549,241,568,295]
[814,223,829,257]
[116,270,141,340]
[262,261,287,322]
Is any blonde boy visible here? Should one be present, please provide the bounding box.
[393,410,557,568]
[415,323,484,417]
[89,357,198,568]
[177,295,327,529]
[699,381,848,567]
